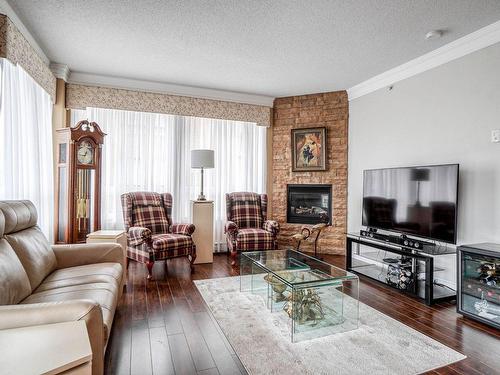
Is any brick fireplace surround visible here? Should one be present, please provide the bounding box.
[271,91,348,255]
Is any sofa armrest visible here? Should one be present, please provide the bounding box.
[263,220,280,236]
[52,242,125,271]
[170,223,195,236]
[0,300,105,375]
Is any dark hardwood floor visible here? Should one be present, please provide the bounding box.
[105,253,500,375]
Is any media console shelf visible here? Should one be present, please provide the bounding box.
[346,233,456,305]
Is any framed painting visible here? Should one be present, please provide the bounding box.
[291,127,327,171]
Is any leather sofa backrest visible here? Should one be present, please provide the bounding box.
[0,201,57,290]
[0,208,32,305]
[0,205,4,237]
[0,200,38,234]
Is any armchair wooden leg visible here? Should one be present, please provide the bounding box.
[189,253,196,273]
[146,260,154,280]
[230,250,237,266]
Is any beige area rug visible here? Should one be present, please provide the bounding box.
[194,276,466,375]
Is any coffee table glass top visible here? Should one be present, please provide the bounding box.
[242,249,357,287]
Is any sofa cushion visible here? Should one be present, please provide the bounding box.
[151,233,193,257]
[36,263,122,293]
[22,283,118,341]
[236,228,275,251]
[0,239,32,305]
[5,227,57,290]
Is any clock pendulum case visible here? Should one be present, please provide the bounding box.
[55,120,106,243]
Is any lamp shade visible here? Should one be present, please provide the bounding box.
[191,149,214,169]
[410,168,430,182]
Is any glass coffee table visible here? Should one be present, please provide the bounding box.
[240,249,359,342]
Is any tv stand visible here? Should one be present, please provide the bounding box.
[346,233,456,305]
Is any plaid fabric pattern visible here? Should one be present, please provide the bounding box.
[127,243,150,263]
[260,194,268,221]
[225,192,278,255]
[225,221,238,252]
[225,193,232,221]
[170,223,195,236]
[132,191,162,206]
[263,220,280,236]
[121,194,134,231]
[224,221,238,235]
[152,234,193,258]
[121,191,195,264]
[236,228,275,251]
[226,192,264,229]
[160,193,173,226]
[130,192,169,234]
[128,226,152,246]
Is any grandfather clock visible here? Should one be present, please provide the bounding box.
[55,120,106,243]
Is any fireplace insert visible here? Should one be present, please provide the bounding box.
[287,184,332,224]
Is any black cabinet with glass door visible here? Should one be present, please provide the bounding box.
[457,243,500,329]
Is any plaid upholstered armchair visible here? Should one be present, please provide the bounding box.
[121,192,196,279]
[225,192,279,266]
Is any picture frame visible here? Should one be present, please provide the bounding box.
[291,127,327,171]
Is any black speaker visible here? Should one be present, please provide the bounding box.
[401,238,423,249]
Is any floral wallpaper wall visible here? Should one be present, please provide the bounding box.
[66,83,272,126]
[0,14,56,101]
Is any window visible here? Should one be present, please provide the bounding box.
[77,107,267,251]
[0,59,54,240]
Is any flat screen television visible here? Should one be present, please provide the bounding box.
[362,164,459,244]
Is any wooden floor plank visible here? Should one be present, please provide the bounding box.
[130,321,153,375]
[198,368,220,375]
[176,299,216,372]
[195,311,244,375]
[149,326,175,375]
[168,333,198,375]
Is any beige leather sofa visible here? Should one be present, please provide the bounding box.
[0,201,124,375]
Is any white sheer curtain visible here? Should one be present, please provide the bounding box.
[0,58,54,240]
[82,107,266,251]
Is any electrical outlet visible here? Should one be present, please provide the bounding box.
[492,130,500,143]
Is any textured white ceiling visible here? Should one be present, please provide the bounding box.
[11,0,500,97]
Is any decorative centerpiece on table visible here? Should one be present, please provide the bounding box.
[283,289,325,325]
[263,271,326,325]
[264,272,297,302]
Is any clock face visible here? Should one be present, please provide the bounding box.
[77,141,93,165]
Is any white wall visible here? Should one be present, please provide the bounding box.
[348,42,500,245]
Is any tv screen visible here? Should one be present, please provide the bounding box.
[362,164,459,243]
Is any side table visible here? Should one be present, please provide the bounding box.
[191,200,214,264]
[0,321,92,375]
[87,229,127,286]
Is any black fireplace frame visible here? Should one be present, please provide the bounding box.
[286,184,332,225]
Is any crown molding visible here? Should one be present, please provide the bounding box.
[67,72,275,107]
[0,0,50,65]
[50,63,70,81]
[347,20,500,101]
